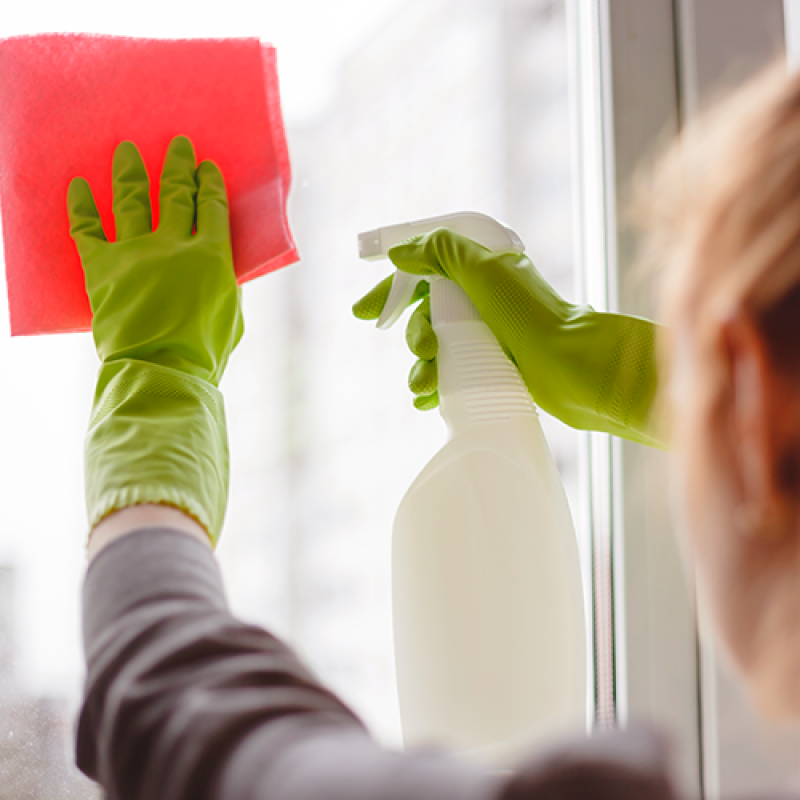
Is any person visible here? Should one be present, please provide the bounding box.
[70,59,800,797]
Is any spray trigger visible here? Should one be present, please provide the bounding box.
[357,211,524,330]
[376,273,427,330]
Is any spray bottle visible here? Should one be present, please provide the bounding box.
[359,212,586,767]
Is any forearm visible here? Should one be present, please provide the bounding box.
[521,310,667,449]
[87,505,210,560]
[86,359,232,543]
[79,526,363,797]
[584,311,665,448]
[77,527,502,800]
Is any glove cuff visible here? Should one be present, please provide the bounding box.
[85,359,230,545]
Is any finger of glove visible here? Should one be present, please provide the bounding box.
[410,279,430,305]
[406,296,437,360]
[353,274,392,320]
[112,141,152,240]
[67,177,108,258]
[388,228,491,282]
[414,391,439,411]
[196,160,231,242]
[158,135,198,236]
[353,273,430,321]
[409,356,438,397]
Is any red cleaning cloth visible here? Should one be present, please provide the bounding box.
[0,33,298,336]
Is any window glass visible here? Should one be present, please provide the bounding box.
[0,0,583,793]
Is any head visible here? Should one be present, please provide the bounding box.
[644,62,800,719]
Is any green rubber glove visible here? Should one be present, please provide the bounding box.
[353,229,664,449]
[68,136,244,545]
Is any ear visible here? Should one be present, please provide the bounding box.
[721,309,800,525]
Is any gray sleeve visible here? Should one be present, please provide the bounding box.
[76,527,503,800]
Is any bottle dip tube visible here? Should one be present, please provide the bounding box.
[359,212,586,767]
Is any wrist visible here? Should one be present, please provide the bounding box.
[86,359,231,545]
[87,505,211,562]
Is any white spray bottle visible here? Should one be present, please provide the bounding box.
[359,212,586,767]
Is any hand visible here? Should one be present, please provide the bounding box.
[69,136,243,544]
[69,136,243,384]
[354,229,663,448]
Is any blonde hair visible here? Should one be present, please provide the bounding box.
[638,59,800,718]
[643,60,800,374]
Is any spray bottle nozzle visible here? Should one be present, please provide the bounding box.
[357,211,525,330]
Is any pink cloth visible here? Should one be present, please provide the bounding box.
[0,34,298,336]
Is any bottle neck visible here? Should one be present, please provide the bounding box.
[431,279,537,436]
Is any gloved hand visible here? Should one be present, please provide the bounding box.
[353,229,664,449]
[68,136,244,545]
